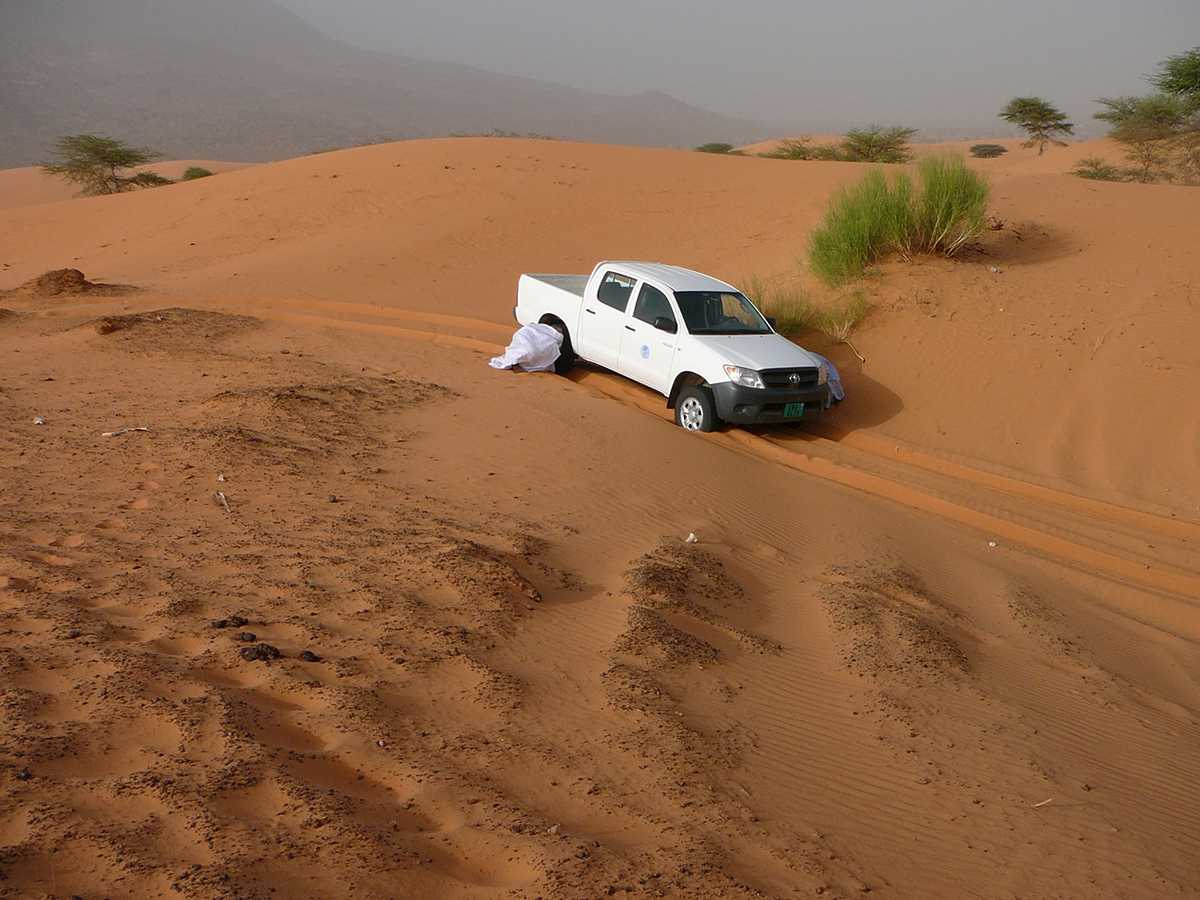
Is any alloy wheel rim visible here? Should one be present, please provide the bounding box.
[680,397,704,431]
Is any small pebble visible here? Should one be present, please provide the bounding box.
[15,768,32,781]
[299,650,323,663]
[328,495,339,503]
[236,632,257,643]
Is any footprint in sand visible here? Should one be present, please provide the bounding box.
[127,478,162,510]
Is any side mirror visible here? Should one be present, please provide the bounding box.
[766,316,778,331]
[653,316,678,334]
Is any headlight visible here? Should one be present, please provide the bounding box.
[723,365,765,389]
[817,362,829,386]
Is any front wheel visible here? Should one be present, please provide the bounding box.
[675,385,719,433]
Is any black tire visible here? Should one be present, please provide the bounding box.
[674,385,719,433]
[545,320,575,374]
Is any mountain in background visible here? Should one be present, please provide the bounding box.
[0,0,764,167]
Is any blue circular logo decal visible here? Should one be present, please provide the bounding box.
[640,344,651,359]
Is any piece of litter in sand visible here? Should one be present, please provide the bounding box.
[214,491,232,513]
[217,474,226,483]
[33,416,46,426]
[685,533,699,544]
[988,541,998,548]
[1032,798,1054,808]
[102,426,149,438]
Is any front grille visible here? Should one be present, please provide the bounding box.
[760,367,819,388]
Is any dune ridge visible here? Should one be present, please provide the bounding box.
[1,136,1198,898]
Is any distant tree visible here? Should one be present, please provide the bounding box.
[41,135,171,196]
[182,166,215,180]
[969,143,1008,159]
[1095,94,1189,182]
[1151,48,1200,182]
[840,126,917,163]
[1152,47,1200,102]
[695,142,736,154]
[998,98,1074,155]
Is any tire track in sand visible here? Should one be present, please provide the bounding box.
[235,305,1200,601]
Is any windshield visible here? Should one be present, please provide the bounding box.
[674,291,772,335]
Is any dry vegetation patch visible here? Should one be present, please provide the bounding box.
[4,268,136,299]
[90,307,257,343]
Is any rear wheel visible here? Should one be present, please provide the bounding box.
[544,319,575,374]
[675,385,719,433]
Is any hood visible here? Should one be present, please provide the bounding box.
[690,333,820,372]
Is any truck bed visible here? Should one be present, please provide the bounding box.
[526,274,588,298]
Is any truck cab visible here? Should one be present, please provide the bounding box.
[515,261,833,432]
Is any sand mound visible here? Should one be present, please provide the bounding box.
[90,307,257,341]
[6,268,135,298]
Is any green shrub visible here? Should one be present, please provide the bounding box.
[760,138,820,160]
[182,166,215,180]
[808,156,988,286]
[970,144,1008,159]
[840,126,917,163]
[760,128,915,163]
[695,142,736,154]
[1071,157,1128,182]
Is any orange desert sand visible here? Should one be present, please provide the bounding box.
[0,137,1198,899]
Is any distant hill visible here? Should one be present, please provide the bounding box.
[0,0,764,167]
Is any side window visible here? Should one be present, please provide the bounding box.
[596,271,636,312]
[633,284,676,327]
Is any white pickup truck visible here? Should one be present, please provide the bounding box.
[514,261,833,432]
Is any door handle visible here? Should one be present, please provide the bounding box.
[585,308,597,315]
[624,325,635,332]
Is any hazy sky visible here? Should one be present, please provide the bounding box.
[278,0,1199,136]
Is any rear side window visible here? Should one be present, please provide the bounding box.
[596,271,636,312]
[632,284,676,328]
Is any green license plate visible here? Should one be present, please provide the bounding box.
[784,402,806,418]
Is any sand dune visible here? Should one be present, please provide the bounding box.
[1,137,1198,898]
[0,161,254,211]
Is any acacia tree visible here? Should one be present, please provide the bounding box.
[41,135,172,196]
[999,97,1075,154]
[1153,47,1200,181]
[1153,47,1200,100]
[1096,94,1190,182]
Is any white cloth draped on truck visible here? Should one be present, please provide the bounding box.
[488,323,563,373]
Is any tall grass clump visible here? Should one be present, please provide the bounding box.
[809,155,988,286]
[808,170,914,285]
[910,156,989,256]
[742,276,872,340]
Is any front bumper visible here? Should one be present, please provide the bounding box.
[711,381,832,425]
